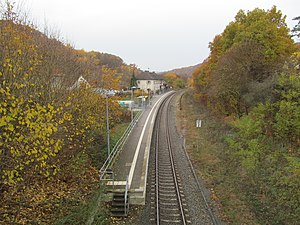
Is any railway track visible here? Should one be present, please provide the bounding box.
[150,93,191,225]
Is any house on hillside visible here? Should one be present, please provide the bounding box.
[51,75,91,91]
[69,76,91,89]
[135,71,166,94]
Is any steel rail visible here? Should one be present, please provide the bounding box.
[166,95,187,225]
[155,104,160,224]
[154,93,187,225]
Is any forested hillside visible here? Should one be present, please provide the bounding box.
[162,63,201,79]
[191,6,300,224]
[0,3,134,224]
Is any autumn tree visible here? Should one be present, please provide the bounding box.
[292,16,300,38]
[163,72,186,89]
[226,57,300,223]
[208,40,277,115]
[193,6,295,116]
[192,6,300,224]
[0,2,129,223]
[0,2,67,187]
[101,67,121,90]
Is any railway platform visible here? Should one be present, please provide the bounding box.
[107,92,172,204]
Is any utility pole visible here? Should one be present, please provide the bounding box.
[147,88,151,106]
[131,86,136,122]
[106,95,110,157]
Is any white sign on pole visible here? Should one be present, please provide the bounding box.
[196,119,202,128]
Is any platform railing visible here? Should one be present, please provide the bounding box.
[99,110,143,181]
[100,169,115,190]
[124,175,129,215]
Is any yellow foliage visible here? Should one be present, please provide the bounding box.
[101,67,120,90]
[0,8,128,223]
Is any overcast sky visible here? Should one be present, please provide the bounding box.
[16,0,300,72]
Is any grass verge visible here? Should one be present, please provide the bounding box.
[54,121,132,224]
[55,185,109,225]
[177,89,258,224]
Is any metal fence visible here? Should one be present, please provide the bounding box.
[99,110,143,180]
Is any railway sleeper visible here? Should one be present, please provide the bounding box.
[160,219,182,223]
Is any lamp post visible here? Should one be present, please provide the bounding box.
[131,86,136,122]
[105,94,110,157]
[147,88,151,106]
[141,88,144,109]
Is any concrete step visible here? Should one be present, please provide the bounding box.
[111,191,129,217]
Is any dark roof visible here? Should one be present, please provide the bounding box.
[136,71,163,80]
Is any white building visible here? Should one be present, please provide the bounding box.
[70,76,91,89]
[136,71,165,94]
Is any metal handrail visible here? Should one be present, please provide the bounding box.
[124,175,129,215]
[100,169,115,190]
[99,110,143,180]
